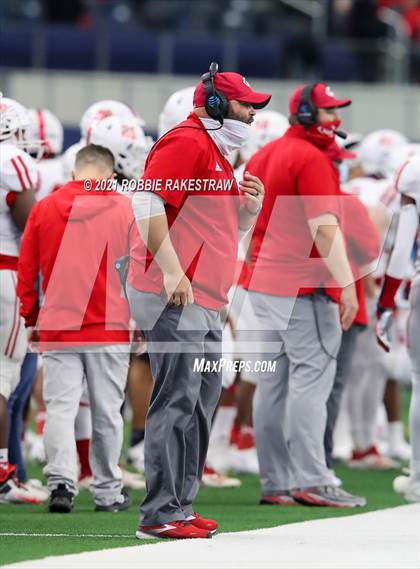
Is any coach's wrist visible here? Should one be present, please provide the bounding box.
[244,201,262,215]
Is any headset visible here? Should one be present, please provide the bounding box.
[296,83,319,126]
[296,82,347,139]
[201,62,229,126]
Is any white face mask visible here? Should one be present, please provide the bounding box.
[200,117,251,157]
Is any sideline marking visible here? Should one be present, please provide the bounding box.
[3,505,418,569]
[0,533,135,539]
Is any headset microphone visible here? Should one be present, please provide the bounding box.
[336,130,348,140]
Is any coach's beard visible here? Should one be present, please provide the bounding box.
[200,118,251,156]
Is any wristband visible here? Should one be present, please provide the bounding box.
[378,274,402,311]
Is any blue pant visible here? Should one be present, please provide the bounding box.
[8,352,38,482]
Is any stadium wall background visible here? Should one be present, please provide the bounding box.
[1,70,418,147]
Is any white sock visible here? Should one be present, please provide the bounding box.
[210,406,236,447]
[388,421,406,448]
[0,448,8,466]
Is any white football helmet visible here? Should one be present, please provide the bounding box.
[0,96,30,143]
[389,143,420,178]
[61,140,85,181]
[26,108,64,158]
[0,96,45,159]
[359,129,408,178]
[240,110,289,162]
[80,100,145,140]
[88,115,152,179]
[158,86,195,138]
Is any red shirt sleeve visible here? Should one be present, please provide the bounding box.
[142,132,204,209]
[296,155,341,220]
[17,206,41,326]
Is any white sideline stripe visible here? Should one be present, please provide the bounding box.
[0,533,134,539]
[2,505,420,569]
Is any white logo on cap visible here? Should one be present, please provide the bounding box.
[325,86,336,98]
[243,77,251,87]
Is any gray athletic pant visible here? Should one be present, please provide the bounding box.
[42,345,129,506]
[324,323,364,468]
[250,291,342,493]
[408,282,420,484]
[127,288,222,526]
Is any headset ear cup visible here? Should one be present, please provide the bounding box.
[297,104,314,126]
[297,83,318,126]
[205,95,221,120]
[204,90,228,123]
[215,90,229,118]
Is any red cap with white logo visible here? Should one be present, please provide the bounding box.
[193,72,272,109]
[289,83,351,115]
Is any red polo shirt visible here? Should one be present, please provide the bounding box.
[243,125,341,297]
[128,113,241,311]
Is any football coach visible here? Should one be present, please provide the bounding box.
[127,64,271,539]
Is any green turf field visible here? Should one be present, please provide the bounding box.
[0,386,412,565]
[0,463,408,566]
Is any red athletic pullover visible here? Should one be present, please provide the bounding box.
[17,180,133,348]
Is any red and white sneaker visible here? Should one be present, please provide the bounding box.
[136,520,212,539]
[121,467,146,490]
[0,478,46,504]
[348,446,400,470]
[292,486,366,508]
[1,464,47,505]
[186,512,218,533]
[260,492,298,506]
[25,479,50,501]
[0,463,16,485]
[201,465,241,488]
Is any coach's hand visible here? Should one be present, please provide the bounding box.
[340,283,358,331]
[164,271,194,306]
[239,172,264,215]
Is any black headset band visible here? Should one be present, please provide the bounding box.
[297,82,321,126]
[300,83,317,107]
[201,62,228,125]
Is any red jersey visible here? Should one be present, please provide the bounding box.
[243,125,341,297]
[17,180,133,347]
[128,113,241,311]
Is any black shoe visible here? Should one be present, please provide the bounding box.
[49,484,74,513]
[95,489,132,512]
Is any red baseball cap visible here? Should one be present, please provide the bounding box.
[193,72,272,109]
[289,83,351,115]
